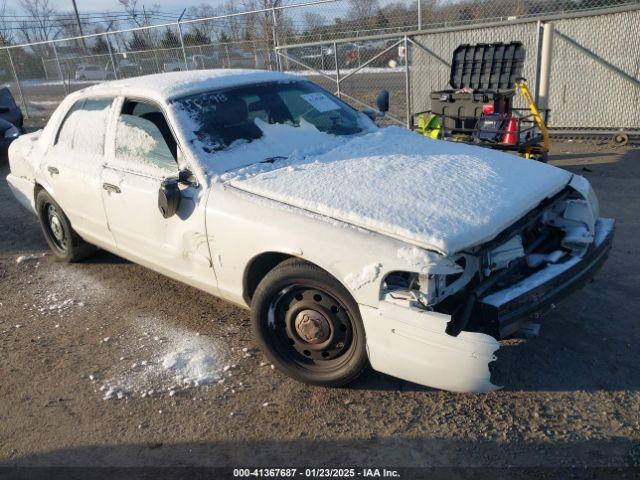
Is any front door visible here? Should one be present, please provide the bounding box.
[101,98,216,293]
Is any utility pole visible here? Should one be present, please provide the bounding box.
[71,0,87,51]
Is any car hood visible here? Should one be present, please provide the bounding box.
[225,126,572,255]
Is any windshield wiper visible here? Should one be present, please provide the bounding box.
[260,156,288,164]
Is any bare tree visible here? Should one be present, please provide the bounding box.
[18,0,58,43]
[303,12,326,32]
[346,0,381,24]
[118,0,160,29]
[0,0,14,46]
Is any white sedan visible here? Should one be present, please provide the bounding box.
[6,70,614,392]
[75,64,113,81]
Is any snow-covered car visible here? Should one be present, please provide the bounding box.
[6,70,614,392]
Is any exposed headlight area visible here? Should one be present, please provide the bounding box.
[382,182,607,339]
[382,253,478,309]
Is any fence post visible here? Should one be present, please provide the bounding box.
[271,7,281,71]
[51,40,69,95]
[333,41,340,98]
[222,43,229,68]
[105,33,119,79]
[538,22,554,112]
[177,9,189,71]
[6,47,29,119]
[533,20,543,105]
[404,35,411,129]
[417,0,422,31]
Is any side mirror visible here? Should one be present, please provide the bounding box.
[178,168,196,186]
[158,177,181,219]
[375,90,389,114]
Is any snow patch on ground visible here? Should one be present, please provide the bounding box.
[100,319,225,400]
[344,263,382,290]
[16,253,46,264]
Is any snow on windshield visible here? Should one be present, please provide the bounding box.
[171,80,375,174]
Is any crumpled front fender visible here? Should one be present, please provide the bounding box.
[360,301,500,393]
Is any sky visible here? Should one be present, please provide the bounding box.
[4,0,234,14]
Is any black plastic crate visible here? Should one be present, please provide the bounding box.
[430,42,525,132]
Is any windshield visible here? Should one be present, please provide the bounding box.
[174,80,370,156]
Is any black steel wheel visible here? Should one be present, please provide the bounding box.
[36,189,96,262]
[251,259,368,387]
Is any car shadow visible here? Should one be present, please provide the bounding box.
[80,249,130,265]
[1,437,637,476]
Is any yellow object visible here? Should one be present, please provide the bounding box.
[515,79,549,155]
[416,113,441,139]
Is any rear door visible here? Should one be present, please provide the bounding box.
[101,97,216,292]
[44,96,116,249]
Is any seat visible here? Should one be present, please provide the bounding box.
[205,97,262,146]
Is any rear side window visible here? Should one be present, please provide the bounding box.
[55,97,113,156]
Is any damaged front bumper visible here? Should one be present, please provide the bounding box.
[360,218,614,393]
[360,301,500,393]
[479,217,615,338]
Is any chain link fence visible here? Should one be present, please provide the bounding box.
[278,3,640,131]
[0,0,638,131]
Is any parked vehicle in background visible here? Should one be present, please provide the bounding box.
[0,117,20,160]
[0,87,23,131]
[222,49,264,69]
[191,54,222,70]
[163,59,197,72]
[344,40,400,68]
[297,45,335,70]
[75,64,113,81]
[116,59,140,78]
[6,70,614,393]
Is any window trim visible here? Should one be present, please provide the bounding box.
[53,98,84,147]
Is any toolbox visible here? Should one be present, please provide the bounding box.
[430,42,525,131]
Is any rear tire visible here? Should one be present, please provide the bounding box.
[251,259,368,387]
[35,189,97,262]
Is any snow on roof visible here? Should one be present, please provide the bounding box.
[84,69,296,102]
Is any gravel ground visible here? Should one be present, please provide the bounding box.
[0,138,639,475]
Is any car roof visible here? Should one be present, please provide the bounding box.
[83,69,298,103]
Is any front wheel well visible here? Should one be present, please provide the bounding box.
[34,183,44,202]
[243,252,294,305]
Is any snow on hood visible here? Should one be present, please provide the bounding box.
[225,126,571,255]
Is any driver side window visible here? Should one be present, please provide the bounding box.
[114,100,178,173]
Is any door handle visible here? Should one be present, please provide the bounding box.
[102,183,121,194]
[47,166,59,175]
